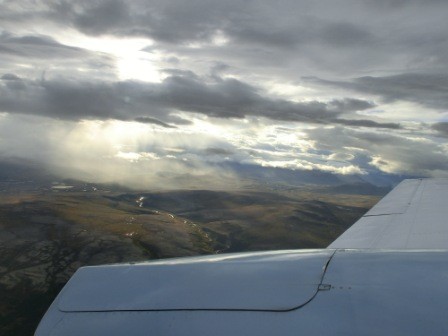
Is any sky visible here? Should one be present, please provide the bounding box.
[0,0,447,188]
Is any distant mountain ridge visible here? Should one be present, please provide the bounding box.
[0,158,417,193]
[221,162,414,189]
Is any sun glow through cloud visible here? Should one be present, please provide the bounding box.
[58,33,162,82]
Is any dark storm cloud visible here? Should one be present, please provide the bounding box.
[0,1,390,48]
[0,72,391,128]
[431,122,448,137]
[1,74,21,80]
[367,0,448,8]
[319,22,376,47]
[146,74,378,123]
[333,119,400,129]
[0,77,125,120]
[0,31,115,80]
[62,1,377,51]
[56,0,229,44]
[134,117,176,128]
[72,0,131,35]
[3,1,448,80]
[0,31,96,59]
[58,1,375,51]
[308,73,448,110]
[205,148,234,156]
[327,98,375,112]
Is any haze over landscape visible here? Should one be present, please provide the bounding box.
[1,1,448,335]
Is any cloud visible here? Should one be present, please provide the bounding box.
[0,114,239,189]
[319,22,376,47]
[1,73,21,80]
[205,147,233,156]
[309,73,448,110]
[2,1,448,91]
[0,72,390,129]
[333,119,400,129]
[305,126,448,176]
[328,152,355,162]
[0,0,447,184]
[73,0,131,36]
[0,31,104,60]
[0,31,115,80]
[134,117,176,128]
[431,122,448,137]
[2,0,445,75]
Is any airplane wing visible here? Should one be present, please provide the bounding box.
[329,178,448,249]
[35,179,448,336]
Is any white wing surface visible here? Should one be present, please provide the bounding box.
[329,178,448,249]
